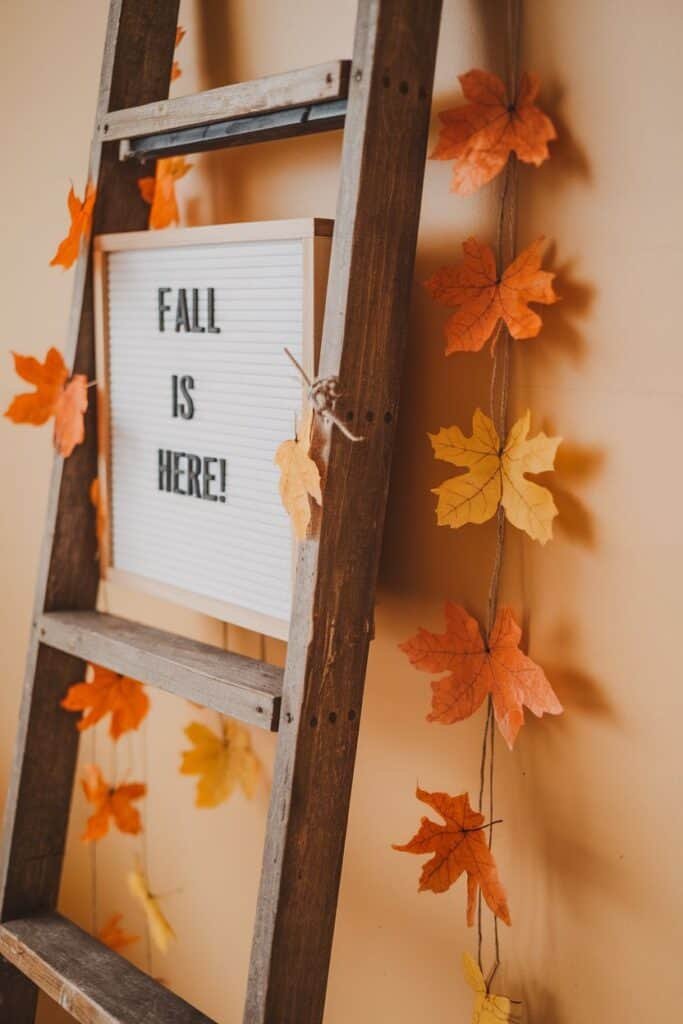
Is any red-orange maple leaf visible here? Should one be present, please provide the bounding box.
[50,182,96,269]
[81,764,146,842]
[4,348,88,457]
[61,664,149,739]
[424,236,557,354]
[394,788,511,926]
[432,69,556,194]
[400,603,562,749]
[138,157,192,229]
[97,912,139,951]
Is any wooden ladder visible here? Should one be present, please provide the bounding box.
[0,2,442,1021]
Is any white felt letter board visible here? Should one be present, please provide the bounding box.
[94,220,331,640]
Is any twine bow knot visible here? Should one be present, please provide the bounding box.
[284,348,365,442]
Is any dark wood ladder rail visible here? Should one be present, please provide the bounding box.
[0,1,442,1022]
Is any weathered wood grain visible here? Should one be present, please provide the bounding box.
[120,99,347,160]
[0,914,216,1024]
[40,611,282,730]
[100,60,350,141]
[244,2,442,1023]
[0,2,181,1019]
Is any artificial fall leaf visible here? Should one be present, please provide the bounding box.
[432,69,556,195]
[425,236,557,354]
[61,664,150,739]
[81,764,146,842]
[97,913,139,952]
[394,788,511,927]
[180,718,260,807]
[127,867,175,953]
[275,409,322,540]
[53,375,87,456]
[430,408,560,544]
[400,603,562,749]
[50,182,96,269]
[462,952,513,1024]
[90,477,107,558]
[4,348,88,458]
[171,25,185,81]
[138,157,192,229]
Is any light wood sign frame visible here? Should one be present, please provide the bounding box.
[93,218,331,639]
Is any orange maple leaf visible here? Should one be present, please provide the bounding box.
[54,375,88,457]
[4,348,88,457]
[50,182,96,269]
[81,764,146,842]
[97,912,139,951]
[61,664,149,739]
[90,477,107,559]
[138,157,192,229]
[424,236,557,354]
[400,603,562,749]
[432,69,556,194]
[394,788,511,926]
[171,25,186,81]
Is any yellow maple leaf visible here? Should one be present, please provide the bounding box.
[127,867,175,954]
[274,408,322,540]
[180,718,260,808]
[462,952,514,1023]
[430,408,560,544]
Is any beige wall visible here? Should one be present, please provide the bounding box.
[1,1,682,1021]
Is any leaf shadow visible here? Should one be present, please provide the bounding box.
[544,664,614,721]
[532,244,595,367]
[517,980,564,1023]
[539,78,592,185]
[537,440,605,548]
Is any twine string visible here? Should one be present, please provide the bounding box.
[284,347,365,443]
[90,726,98,937]
[477,0,521,988]
[140,716,152,974]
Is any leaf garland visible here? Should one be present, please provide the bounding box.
[180,718,261,807]
[138,156,192,230]
[4,348,88,458]
[97,913,139,951]
[127,867,175,953]
[462,952,514,1023]
[424,236,557,354]
[50,182,96,269]
[431,69,556,195]
[401,39,565,1015]
[400,602,562,749]
[61,664,149,739]
[275,408,322,539]
[393,788,511,927]
[81,765,146,842]
[430,408,561,544]
[171,25,186,81]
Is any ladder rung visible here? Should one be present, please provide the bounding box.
[0,913,215,1024]
[39,611,282,731]
[120,98,347,161]
[99,58,350,148]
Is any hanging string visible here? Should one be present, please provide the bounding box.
[89,725,99,937]
[476,0,522,988]
[140,716,152,974]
